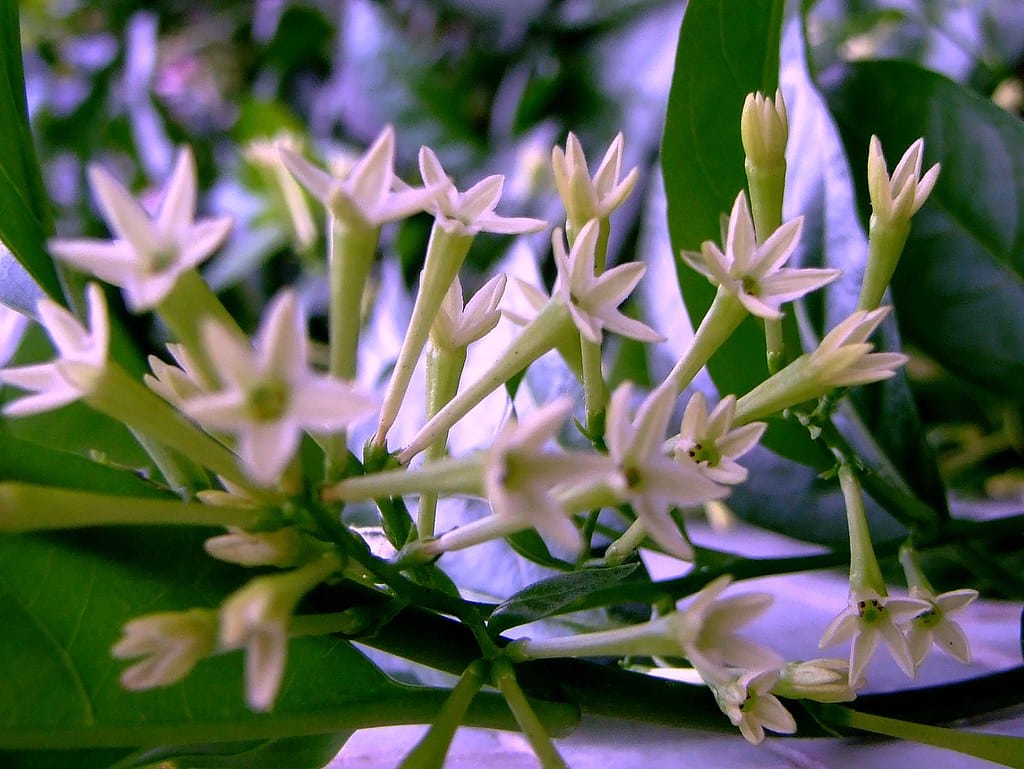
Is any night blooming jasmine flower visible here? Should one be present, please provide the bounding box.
[279,126,442,229]
[773,658,859,703]
[49,147,233,312]
[0,283,108,416]
[182,290,376,486]
[819,586,928,684]
[867,135,940,226]
[219,553,343,711]
[512,575,780,687]
[144,342,209,408]
[680,191,838,320]
[674,392,766,484]
[605,384,728,561]
[554,220,663,345]
[430,274,507,351]
[244,133,318,251]
[204,526,310,569]
[904,587,978,666]
[112,609,218,690]
[551,132,638,235]
[709,669,797,745]
[733,307,909,424]
[418,147,548,237]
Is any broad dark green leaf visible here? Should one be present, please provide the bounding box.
[109,733,352,769]
[661,0,830,467]
[0,528,401,752]
[0,1,61,301]
[489,564,642,635]
[824,59,1024,402]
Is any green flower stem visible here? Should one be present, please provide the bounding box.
[764,316,785,374]
[324,217,380,478]
[322,456,483,502]
[0,483,267,531]
[398,660,488,769]
[129,428,210,498]
[289,611,370,638]
[604,519,647,566]
[816,705,1024,769]
[579,218,610,434]
[398,302,571,463]
[86,364,258,493]
[0,690,580,751]
[731,354,818,425]
[661,288,749,397]
[156,269,245,389]
[492,658,570,769]
[898,543,936,595]
[838,463,886,595]
[745,162,785,246]
[418,344,468,537]
[509,615,676,662]
[857,218,911,312]
[374,227,474,447]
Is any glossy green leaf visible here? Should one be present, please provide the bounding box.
[661,0,829,468]
[489,564,642,635]
[824,59,1024,402]
[108,733,353,769]
[0,1,61,301]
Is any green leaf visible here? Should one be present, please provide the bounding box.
[823,59,1024,402]
[661,0,828,467]
[0,1,62,301]
[488,564,642,635]
[108,733,353,769]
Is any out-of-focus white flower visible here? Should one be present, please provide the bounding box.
[204,526,308,568]
[0,284,109,416]
[674,392,765,484]
[605,384,727,561]
[182,290,376,486]
[0,304,28,367]
[710,668,797,745]
[680,191,838,320]
[551,132,638,228]
[867,136,940,225]
[244,133,318,250]
[50,147,232,311]
[219,554,342,711]
[553,221,663,344]
[905,586,978,666]
[483,397,614,554]
[280,126,441,229]
[733,307,909,424]
[144,342,209,408]
[112,609,218,690]
[819,586,929,684]
[418,147,547,237]
[430,274,507,351]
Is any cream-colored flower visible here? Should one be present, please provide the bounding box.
[50,147,232,311]
[430,273,507,351]
[551,132,638,227]
[144,342,209,407]
[710,668,797,745]
[773,658,860,703]
[741,90,788,168]
[112,609,218,690]
[204,526,308,568]
[680,191,838,320]
[867,136,940,224]
[674,392,765,484]
[905,586,978,666]
[0,284,109,416]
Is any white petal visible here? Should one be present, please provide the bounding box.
[878,618,916,677]
[758,267,841,305]
[717,422,766,459]
[932,620,971,664]
[279,148,337,203]
[348,126,395,209]
[472,212,547,235]
[634,498,694,561]
[725,192,756,273]
[239,420,301,486]
[256,291,305,380]
[850,626,880,684]
[156,146,198,233]
[245,627,288,712]
[202,321,258,390]
[178,216,233,269]
[290,376,376,432]
[934,589,978,614]
[87,165,161,254]
[49,238,136,285]
[458,174,504,222]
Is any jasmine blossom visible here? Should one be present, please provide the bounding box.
[112,609,218,690]
[673,392,766,484]
[710,669,797,745]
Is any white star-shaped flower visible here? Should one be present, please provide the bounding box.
[112,609,218,690]
[0,304,28,367]
[144,342,209,408]
[710,668,797,745]
[553,220,663,344]
[819,587,930,685]
[867,135,941,224]
[674,392,766,484]
[0,283,109,416]
[430,273,507,351]
[605,384,728,561]
[182,290,376,486]
[280,125,442,229]
[49,147,232,312]
[905,586,978,666]
[680,191,839,320]
[484,397,615,554]
[418,147,547,237]
[551,132,638,226]
[665,575,782,683]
